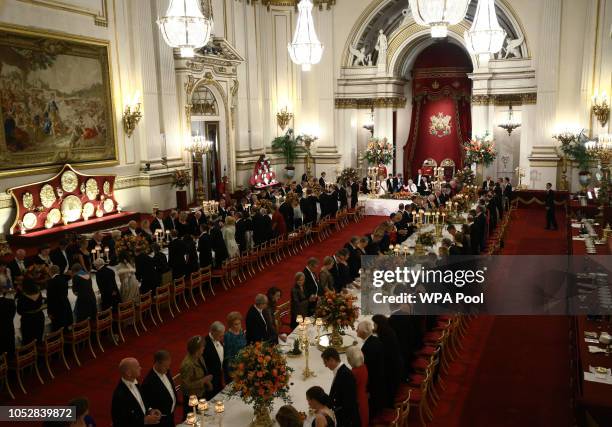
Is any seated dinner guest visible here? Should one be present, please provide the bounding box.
[306,386,336,427]
[111,357,162,426]
[321,348,361,427]
[179,336,213,417]
[245,294,272,344]
[203,321,225,400]
[141,350,177,427]
[122,220,141,237]
[223,311,246,378]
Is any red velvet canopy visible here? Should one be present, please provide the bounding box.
[403,43,473,178]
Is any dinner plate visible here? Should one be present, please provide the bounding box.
[61,195,82,222]
[22,212,37,229]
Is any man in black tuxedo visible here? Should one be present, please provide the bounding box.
[303,258,321,314]
[338,185,348,209]
[210,219,229,268]
[150,210,166,236]
[87,231,105,252]
[482,176,495,191]
[414,169,425,193]
[473,207,487,253]
[94,259,121,312]
[163,210,178,231]
[279,199,294,232]
[235,213,248,253]
[386,174,395,194]
[252,208,273,245]
[321,348,361,427]
[135,249,159,294]
[122,220,142,237]
[197,224,213,268]
[203,321,226,400]
[245,294,272,344]
[111,357,161,427]
[350,180,359,209]
[357,320,386,416]
[50,239,71,274]
[344,237,361,280]
[389,300,423,377]
[7,249,28,282]
[46,265,73,331]
[319,171,327,188]
[303,190,318,225]
[168,230,187,279]
[301,173,308,183]
[141,350,177,427]
[545,182,558,230]
[331,249,352,292]
[217,199,228,220]
[503,177,513,210]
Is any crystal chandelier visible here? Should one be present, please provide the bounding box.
[409,0,470,38]
[288,0,324,71]
[464,0,506,65]
[498,105,520,135]
[157,0,213,58]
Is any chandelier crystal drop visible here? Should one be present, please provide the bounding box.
[464,0,506,65]
[409,0,470,38]
[288,0,324,71]
[157,0,213,58]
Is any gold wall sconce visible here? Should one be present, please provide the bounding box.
[123,92,142,137]
[592,90,610,127]
[276,107,294,131]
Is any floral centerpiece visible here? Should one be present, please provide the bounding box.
[362,137,394,166]
[455,166,475,186]
[416,231,436,247]
[315,289,359,348]
[171,169,191,189]
[116,235,150,259]
[338,167,359,186]
[463,132,497,167]
[226,341,293,426]
[451,194,470,213]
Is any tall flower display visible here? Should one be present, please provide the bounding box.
[463,132,497,167]
[315,290,359,348]
[362,137,394,166]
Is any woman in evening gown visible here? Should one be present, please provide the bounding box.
[223,311,246,379]
[116,253,140,304]
[71,263,97,323]
[306,386,336,427]
[346,347,369,427]
[222,216,240,258]
[16,280,45,345]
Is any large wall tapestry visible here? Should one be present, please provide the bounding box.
[403,43,472,178]
[0,25,117,177]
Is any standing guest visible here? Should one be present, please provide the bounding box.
[302,189,318,225]
[338,184,348,209]
[0,287,16,358]
[163,210,178,232]
[545,182,558,230]
[275,405,303,427]
[141,350,177,427]
[210,218,229,268]
[75,238,92,272]
[197,224,213,269]
[245,294,272,344]
[135,248,158,294]
[106,230,121,266]
[151,244,170,279]
[72,263,97,323]
[503,177,513,210]
[189,211,205,236]
[140,219,154,241]
[168,230,187,279]
[217,199,229,220]
[331,249,352,292]
[88,231,105,252]
[321,348,361,427]
[222,216,240,258]
[50,239,71,274]
[306,386,336,427]
[265,287,286,343]
[111,357,162,427]
[303,257,321,314]
[272,206,287,237]
[482,176,495,191]
[8,249,28,282]
[175,212,191,237]
[235,212,249,253]
[290,272,309,329]
[203,321,225,400]
[179,336,213,417]
[350,180,359,209]
[150,210,166,236]
[17,279,45,345]
[32,244,53,268]
[372,314,404,408]
[46,265,73,330]
[122,220,141,237]
[182,234,199,277]
[94,259,121,312]
[346,347,369,427]
[356,320,386,416]
[365,232,383,255]
[292,199,304,229]
[223,311,246,378]
[319,257,335,292]
[117,253,140,304]
[389,300,422,375]
[344,237,361,280]
[319,172,327,188]
[0,262,12,292]
[279,197,294,232]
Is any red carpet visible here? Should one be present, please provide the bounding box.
[430,205,572,427]
[2,216,385,427]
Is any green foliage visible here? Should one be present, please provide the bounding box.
[271,128,303,167]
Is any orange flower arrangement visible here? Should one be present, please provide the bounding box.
[315,289,359,329]
[226,341,293,411]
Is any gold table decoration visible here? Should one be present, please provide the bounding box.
[103,198,115,213]
[61,170,78,193]
[103,180,111,195]
[85,178,99,200]
[298,321,316,380]
[22,212,38,230]
[83,202,95,219]
[40,184,57,208]
[48,208,61,225]
[22,192,34,210]
[61,195,83,222]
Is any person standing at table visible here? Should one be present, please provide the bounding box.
[245,294,272,344]
[346,347,368,427]
[0,286,16,358]
[321,348,361,427]
[17,279,45,345]
[50,239,71,275]
[203,321,225,400]
[306,386,336,427]
[141,350,177,427]
[117,253,140,305]
[545,182,558,230]
[290,272,310,329]
[223,311,246,378]
[94,258,121,312]
[72,263,97,323]
[179,336,213,418]
[46,265,73,331]
[356,320,385,417]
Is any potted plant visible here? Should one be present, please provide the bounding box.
[271,128,302,178]
[171,169,190,211]
[559,137,593,192]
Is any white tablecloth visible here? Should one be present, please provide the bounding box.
[360,196,414,217]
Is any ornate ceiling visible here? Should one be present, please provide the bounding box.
[243,0,336,9]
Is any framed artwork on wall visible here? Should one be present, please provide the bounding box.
[0,24,118,177]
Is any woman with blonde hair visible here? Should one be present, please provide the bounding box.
[180,335,213,417]
[319,256,335,291]
[222,215,240,258]
[346,346,369,427]
[224,311,246,377]
[290,272,309,329]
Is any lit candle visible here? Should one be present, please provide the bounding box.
[214,401,225,414]
[296,315,304,324]
[104,247,110,261]
[315,318,323,327]
[197,399,209,412]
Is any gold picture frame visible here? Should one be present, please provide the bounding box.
[0,23,118,178]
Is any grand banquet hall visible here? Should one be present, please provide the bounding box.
[0,0,612,426]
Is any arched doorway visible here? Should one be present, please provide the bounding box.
[403,42,473,178]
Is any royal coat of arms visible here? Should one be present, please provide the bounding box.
[429,112,452,138]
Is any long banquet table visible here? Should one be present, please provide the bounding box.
[360,195,414,216]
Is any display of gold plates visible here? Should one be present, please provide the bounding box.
[85,179,99,200]
[22,212,38,230]
[103,198,115,213]
[22,192,34,210]
[83,202,95,218]
[40,184,56,208]
[61,195,82,222]
[103,180,111,195]
[61,170,78,193]
[48,208,61,225]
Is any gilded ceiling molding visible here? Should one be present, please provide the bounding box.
[335,97,407,109]
[471,93,537,106]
